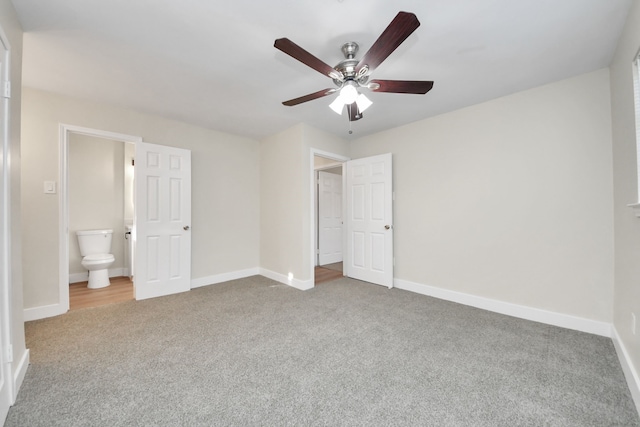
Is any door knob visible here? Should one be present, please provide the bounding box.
[183,226,190,231]
[385,225,391,230]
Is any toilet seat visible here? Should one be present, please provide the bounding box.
[82,253,115,266]
[83,253,114,262]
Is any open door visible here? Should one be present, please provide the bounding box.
[346,153,393,288]
[318,170,343,265]
[134,142,191,300]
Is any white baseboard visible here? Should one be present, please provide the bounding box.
[612,326,640,416]
[394,278,612,337]
[259,268,313,291]
[68,267,127,284]
[69,272,88,284]
[190,268,260,288]
[11,349,29,404]
[23,303,66,322]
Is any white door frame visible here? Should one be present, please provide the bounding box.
[0,21,13,416]
[309,149,350,287]
[58,125,142,313]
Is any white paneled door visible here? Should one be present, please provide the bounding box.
[318,170,343,265]
[134,142,191,300]
[0,35,11,423]
[346,153,393,288]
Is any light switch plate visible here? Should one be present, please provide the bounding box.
[44,181,56,194]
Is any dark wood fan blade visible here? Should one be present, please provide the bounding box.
[275,38,342,80]
[369,80,434,94]
[347,102,363,121]
[356,12,420,75]
[282,88,337,106]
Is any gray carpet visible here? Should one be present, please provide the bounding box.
[5,276,639,426]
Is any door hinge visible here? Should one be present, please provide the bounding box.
[5,344,13,363]
[3,81,10,99]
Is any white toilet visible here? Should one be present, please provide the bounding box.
[77,229,115,289]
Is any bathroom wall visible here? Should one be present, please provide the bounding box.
[68,133,125,279]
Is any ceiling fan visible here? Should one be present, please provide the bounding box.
[274,11,434,123]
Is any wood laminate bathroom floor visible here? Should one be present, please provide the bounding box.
[314,262,344,284]
[69,276,134,310]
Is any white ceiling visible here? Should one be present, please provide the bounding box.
[11,0,633,140]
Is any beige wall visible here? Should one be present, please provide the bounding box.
[260,123,348,282]
[68,134,125,275]
[610,0,640,389]
[314,156,342,169]
[21,87,260,309]
[260,124,307,280]
[351,68,614,322]
[1,0,26,389]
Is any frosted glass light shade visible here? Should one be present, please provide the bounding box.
[329,83,373,116]
[329,97,344,114]
[339,83,359,104]
[356,93,372,112]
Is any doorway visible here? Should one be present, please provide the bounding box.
[315,162,344,284]
[311,150,349,286]
[67,133,135,309]
[316,165,343,266]
[309,150,395,289]
[59,125,142,313]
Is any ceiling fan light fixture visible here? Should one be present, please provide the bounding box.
[339,81,359,104]
[330,90,373,116]
[329,97,345,114]
[355,93,372,113]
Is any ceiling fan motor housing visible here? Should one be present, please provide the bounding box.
[333,42,369,87]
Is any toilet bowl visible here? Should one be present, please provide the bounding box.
[81,253,115,289]
[77,229,115,289]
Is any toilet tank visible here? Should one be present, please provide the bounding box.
[77,229,113,256]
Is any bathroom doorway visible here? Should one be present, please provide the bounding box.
[68,134,135,309]
[59,125,142,313]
